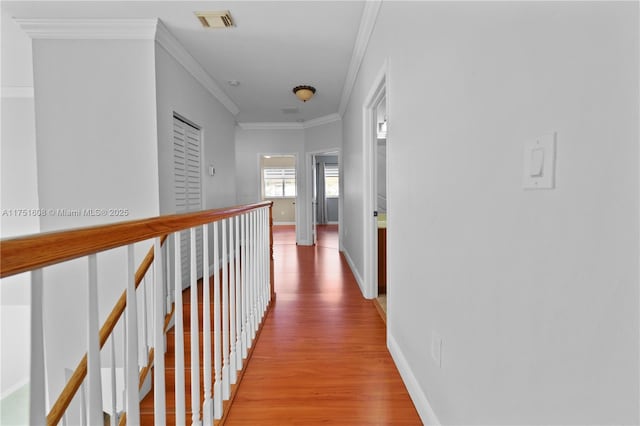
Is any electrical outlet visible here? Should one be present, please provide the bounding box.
[431,332,442,368]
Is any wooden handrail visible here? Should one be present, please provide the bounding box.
[0,201,272,278]
[8,201,273,425]
[46,235,167,426]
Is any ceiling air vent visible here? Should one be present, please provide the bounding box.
[195,11,234,28]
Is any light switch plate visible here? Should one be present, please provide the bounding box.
[523,132,556,189]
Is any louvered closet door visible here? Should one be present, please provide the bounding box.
[174,116,203,288]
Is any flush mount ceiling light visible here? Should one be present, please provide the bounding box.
[195,11,234,28]
[293,85,316,102]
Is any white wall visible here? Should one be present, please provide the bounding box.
[155,44,238,214]
[235,121,342,245]
[342,2,639,424]
[0,9,40,399]
[305,119,341,153]
[31,38,160,401]
[235,127,308,243]
[0,96,39,396]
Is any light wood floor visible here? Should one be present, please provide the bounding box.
[223,225,421,425]
[140,225,421,425]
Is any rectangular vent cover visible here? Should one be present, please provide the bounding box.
[196,11,233,28]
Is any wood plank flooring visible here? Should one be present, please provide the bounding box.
[139,225,421,425]
[223,225,422,425]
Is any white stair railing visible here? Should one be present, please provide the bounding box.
[0,202,274,426]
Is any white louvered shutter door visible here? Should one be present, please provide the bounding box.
[174,116,203,287]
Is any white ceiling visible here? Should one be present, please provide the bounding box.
[1,1,367,123]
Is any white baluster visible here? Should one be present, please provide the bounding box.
[80,382,87,426]
[234,215,243,370]
[240,214,248,358]
[251,211,258,338]
[153,238,166,425]
[221,219,230,399]
[122,309,127,414]
[245,212,254,347]
[245,212,253,352]
[166,242,173,314]
[263,208,269,309]
[213,222,223,418]
[173,234,186,426]
[110,335,117,426]
[87,255,103,426]
[257,210,263,319]
[228,217,238,384]
[259,209,266,318]
[29,269,46,426]
[140,275,149,367]
[126,245,140,425]
[264,208,270,309]
[189,228,201,426]
[202,224,213,424]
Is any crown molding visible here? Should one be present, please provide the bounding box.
[1,87,34,98]
[154,20,240,116]
[14,18,240,117]
[303,113,341,129]
[338,0,383,117]
[237,113,341,131]
[238,122,304,131]
[15,18,158,39]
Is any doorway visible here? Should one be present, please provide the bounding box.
[374,101,388,318]
[363,63,388,318]
[310,151,340,246]
[260,155,297,226]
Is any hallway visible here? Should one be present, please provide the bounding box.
[223,225,421,425]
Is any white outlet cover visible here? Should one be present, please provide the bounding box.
[523,132,556,189]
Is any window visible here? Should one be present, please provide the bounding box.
[324,164,339,197]
[263,167,296,198]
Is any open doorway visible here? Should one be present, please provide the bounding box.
[260,155,297,226]
[363,63,388,322]
[310,151,340,247]
[374,101,388,320]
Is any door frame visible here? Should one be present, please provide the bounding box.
[363,61,388,300]
[258,152,299,232]
[305,149,341,247]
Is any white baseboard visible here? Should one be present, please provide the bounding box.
[273,221,295,225]
[342,249,366,297]
[388,333,441,425]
